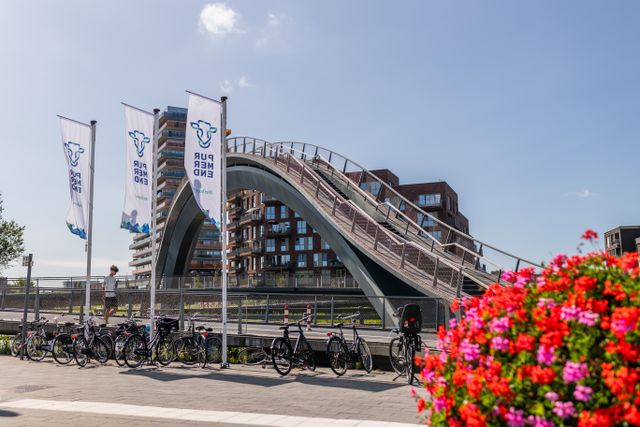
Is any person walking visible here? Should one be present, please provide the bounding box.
[103,265,119,325]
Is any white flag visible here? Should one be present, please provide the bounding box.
[59,117,92,239]
[121,104,154,233]
[185,92,223,224]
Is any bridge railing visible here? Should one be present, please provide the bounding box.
[227,137,467,300]
[226,137,542,284]
[0,287,449,332]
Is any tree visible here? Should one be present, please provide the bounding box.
[0,193,25,272]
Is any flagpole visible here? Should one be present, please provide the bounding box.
[82,120,97,323]
[150,109,160,333]
[221,96,229,368]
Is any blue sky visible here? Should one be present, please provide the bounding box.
[1,1,638,278]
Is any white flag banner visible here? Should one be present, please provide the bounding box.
[185,92,223,224]
[121,105,154,233]
[59,117,92,239]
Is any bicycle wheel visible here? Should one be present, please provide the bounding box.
[237,347,268,365]
[155,335,174,366]
[388,337,405,375]
[357,338,373,373]
[327,336,348,376]
[100,334,114,359]
[113,335,127,367]
[92,336,110,364]
[123,334,146,368]
[205,336,222,364]
[10,333,22,357]
[73,336,89,367]
[271,337,292,376]
[405,341,415,385]
[174,337,196,366]
[26,334,47,361]
[52,334,74,365]
[300,338,316,371]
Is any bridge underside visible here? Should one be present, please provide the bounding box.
[157,157,446,326]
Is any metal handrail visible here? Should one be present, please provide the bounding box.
[226,137,541,273]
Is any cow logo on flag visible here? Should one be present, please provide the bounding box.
[59,117,92,240]
[121,105,154,234]
[129,130,150,158]
[190,120,217,149]
[64,141,85,167]
[185,92,223,224]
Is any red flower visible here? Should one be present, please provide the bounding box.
[417,398,426,413]
[581,229,599,241]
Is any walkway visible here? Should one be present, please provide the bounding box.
[0,356,422,426]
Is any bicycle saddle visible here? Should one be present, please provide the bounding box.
[64,322,75,327]
[196,326,206,331]
[279,325,290,330]
[206,328,213,332]
[99,324,107,328]
[335,322,344,328]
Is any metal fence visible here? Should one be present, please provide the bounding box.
[0,286,448,332]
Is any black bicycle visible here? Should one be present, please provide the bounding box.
[173,315,208,368]
[24,317,50,361]
[112,316,142,366]
[388,304,423,384]
[123,316,178,368]
[51,316,77,365]
[72,316,110,367]
[270,315,316,376]
[326,312,373,376]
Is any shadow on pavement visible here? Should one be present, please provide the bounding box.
[119,367,405,392]
[0,410,19,417]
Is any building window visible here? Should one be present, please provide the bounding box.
[295,237,305,251]
[432,230,442,241]
[294,211,301,218]
[280,238,288,251]
[266,239,275,252]
[416,212,435,227]
[265,206,276,220]
[297,254,307,267]
[321,237,331,250]
[313,253,328,267]
[360,181,381,196]
[280,205,287,218]
[417,194,441,207]
[297,220,307,234]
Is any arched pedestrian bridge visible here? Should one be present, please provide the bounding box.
[157,137,540,325]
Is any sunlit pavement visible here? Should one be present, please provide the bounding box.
[0,356,421,426]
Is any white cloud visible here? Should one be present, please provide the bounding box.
[256,12,289,49]
[219,80,233,94]
[267,12,282,28]
[199,3,240,36]
[238,76,252,88]
[566,189,596,198]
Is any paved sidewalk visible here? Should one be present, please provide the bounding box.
[0,356,422,426]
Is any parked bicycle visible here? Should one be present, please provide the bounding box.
[72,316,110,367]
[173,315,208,368]
[10,319,39,357]
[326,312,373,376]
[123,316,178,368]
[112,315,143,366]
[24,317,50,361]
[50,316,78,365]
[237,346,271,367]
[388,304,423,384]
[271,315,316,376]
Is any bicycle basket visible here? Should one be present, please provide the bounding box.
[156,317,179,334]
[399,303,422,334]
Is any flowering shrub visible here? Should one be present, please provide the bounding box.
[416,231,640,426]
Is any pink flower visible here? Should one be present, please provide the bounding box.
[501,271,516,283]
[506,407,525,427]
[489,316,510,333]
[550,253,567,268]
[560,305,582,321]
[573,385,593,402]
[491,336,509,352]
[410,388,416,397]
[460,340,480,362]
[537,345,556,365]
[611,317,634,336]
[465,307,484,330]
[563,361,588,383]
[536,298,557,309]
[526,415,553,427]
[578,310,599,326]
[433,396,446,412]
[421,368,435,383]
[545,391,558,402]
[553,401,576,419]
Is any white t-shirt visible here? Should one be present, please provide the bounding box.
[104,276,117,297]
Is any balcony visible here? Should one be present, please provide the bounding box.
[158,149,184,159]
[227,219,241,230]
[252,246,265,255]
[264,261,293,270]
[234,265,245,274]
[240,210,263,224]
[266,224,291,237]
